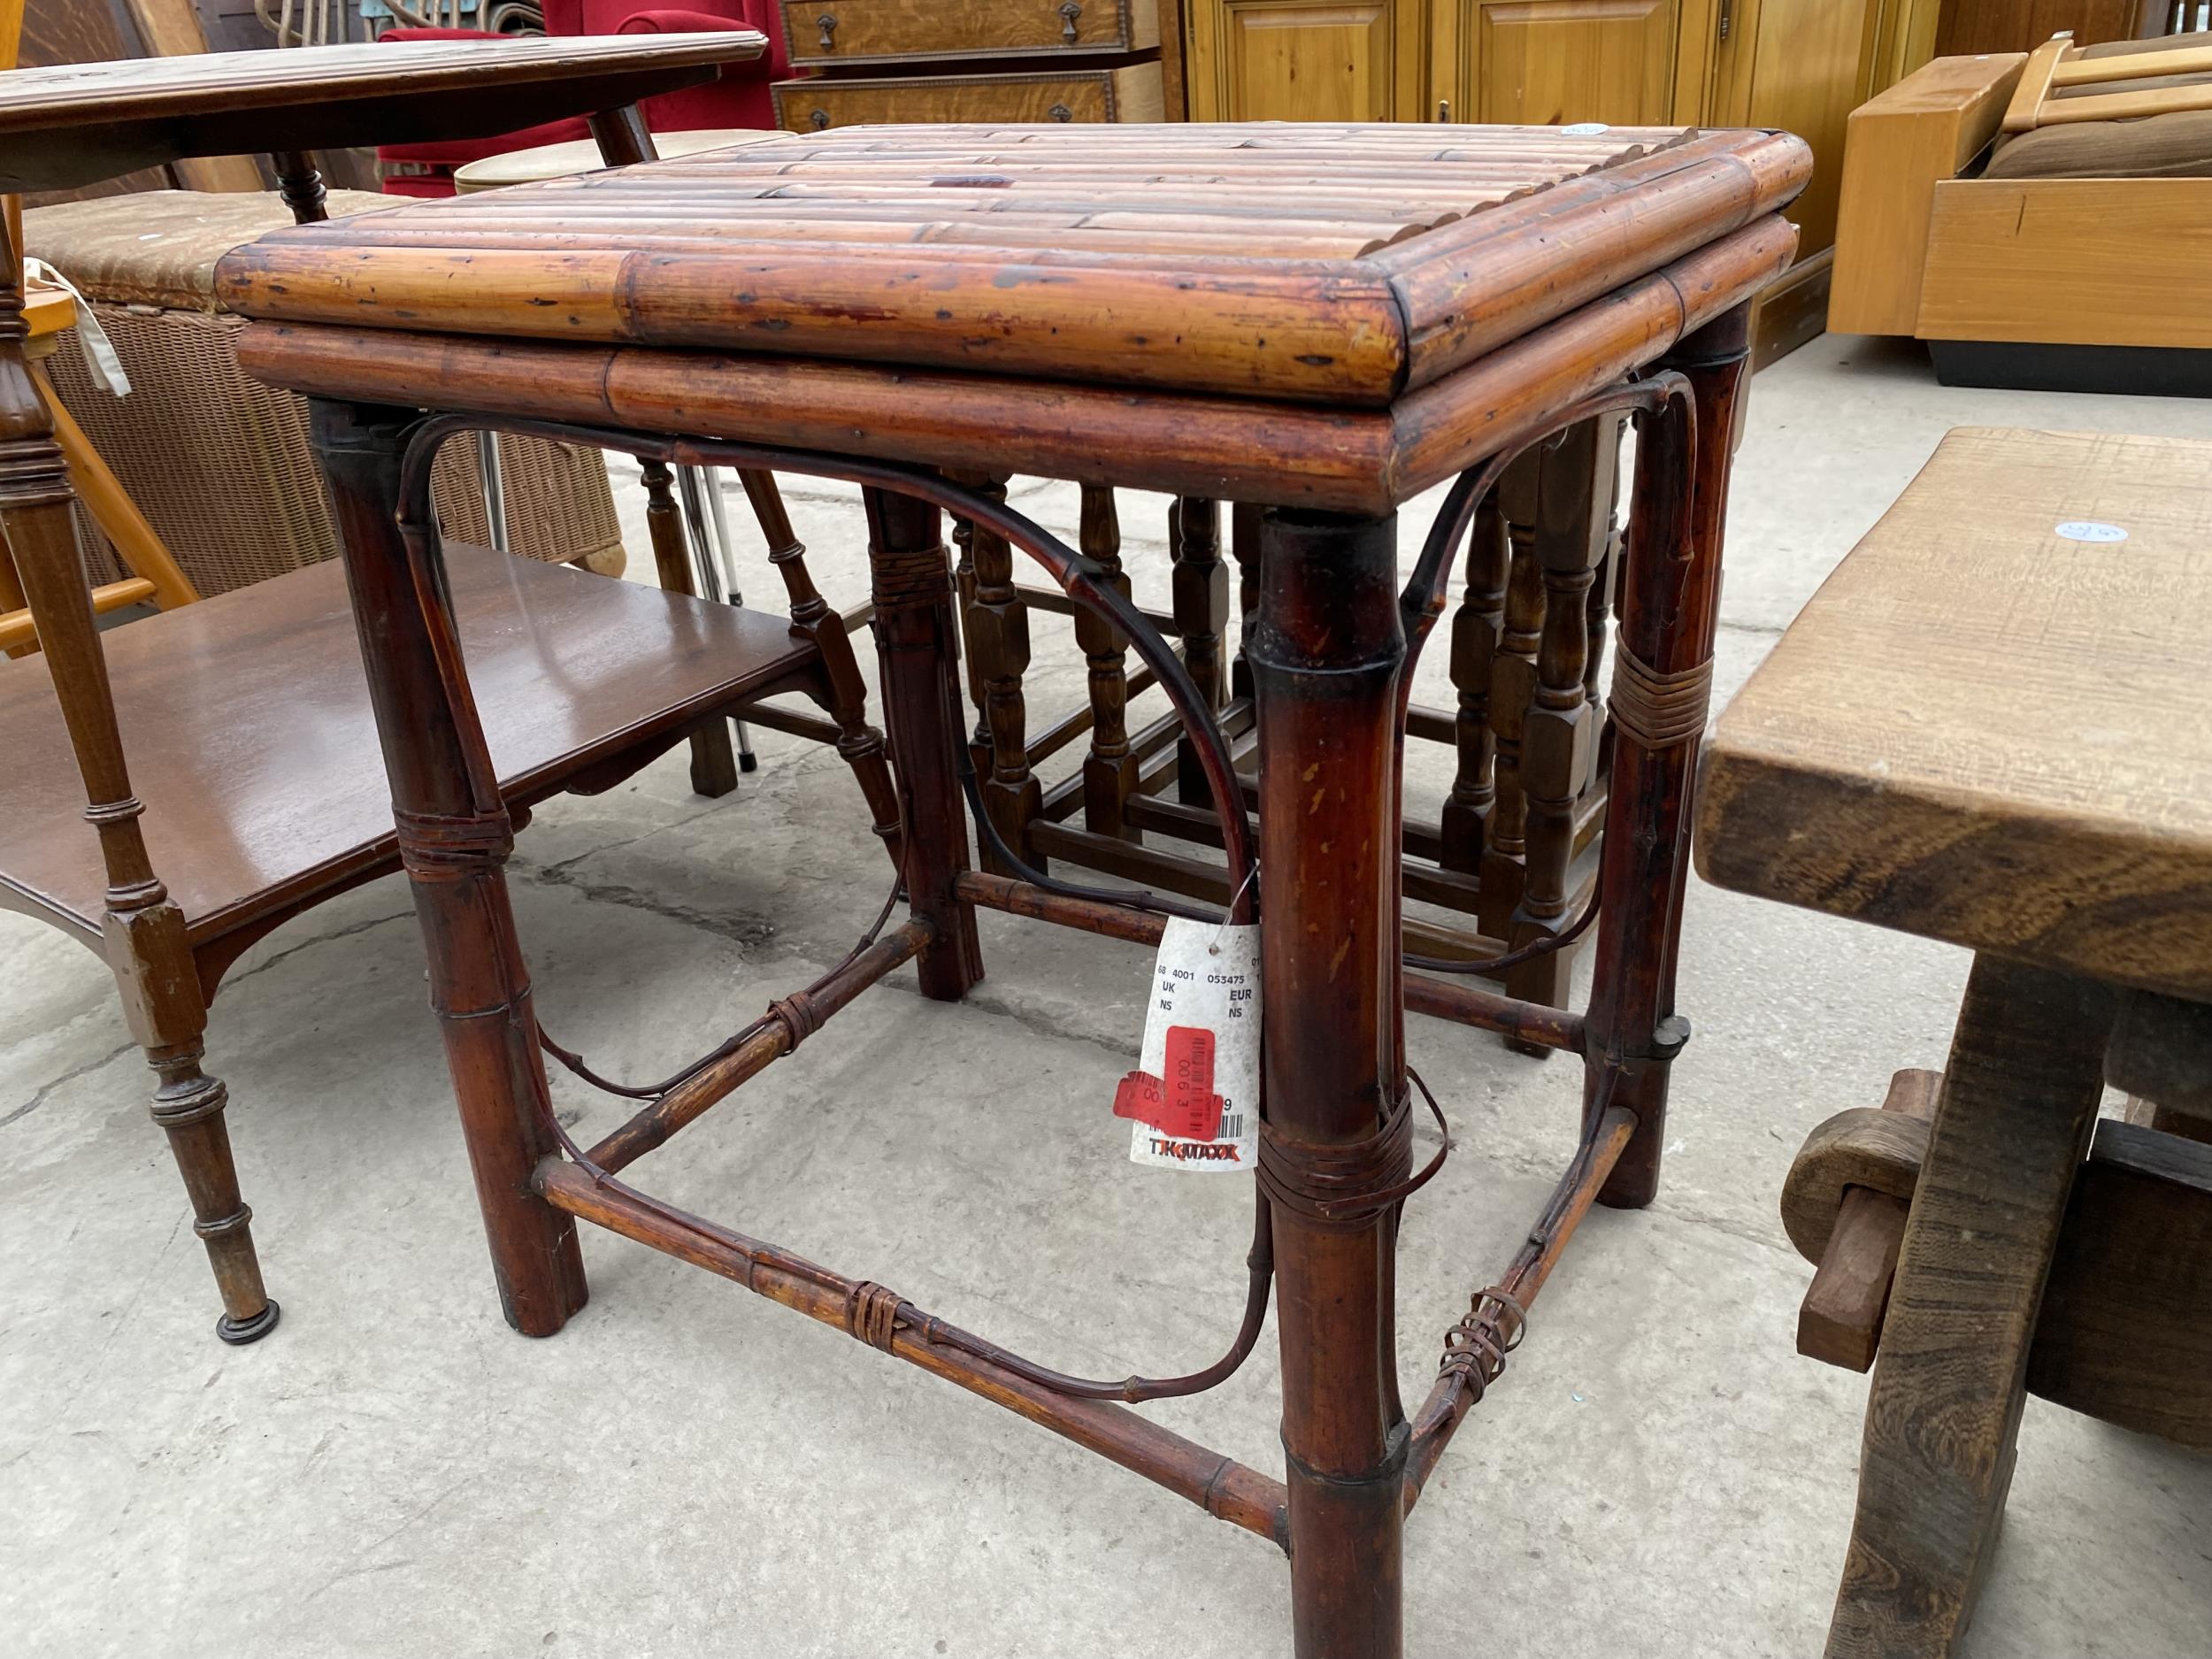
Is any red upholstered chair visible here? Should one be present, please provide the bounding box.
[376,1,787,197]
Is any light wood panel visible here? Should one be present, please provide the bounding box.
[1187,0,1415,122]
[1180,0,1939,365]
[1434,0,1682,126]
[1710,0,1881,253]
[1827,50,2024,336]
[1916,176,2212,348]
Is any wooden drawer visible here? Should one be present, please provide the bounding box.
[773,63,1165,129]
[785,0,1160,69]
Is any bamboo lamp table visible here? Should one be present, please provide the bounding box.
[219,120,1810,1656]
[1698,427,2212,1657]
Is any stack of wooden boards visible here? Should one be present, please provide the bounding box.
[1829,30,2212,392]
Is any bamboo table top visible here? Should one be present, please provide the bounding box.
[1697,426,2212,1002]
[219,121,1809,408]
[0,35,764,196]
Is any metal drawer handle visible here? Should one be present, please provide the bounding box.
[1058,1,1081,42]
[809,107,831,130]
[1048,102,1073,122]
[816,12,836,50]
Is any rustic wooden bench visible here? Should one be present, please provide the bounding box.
[1699,426,2212,1657]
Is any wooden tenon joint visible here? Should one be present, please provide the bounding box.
[1786,1069,1939,1371]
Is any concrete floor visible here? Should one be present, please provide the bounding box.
[4,334,2211,1658]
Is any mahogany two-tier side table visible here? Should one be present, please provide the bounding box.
[0,35,769,1343]
[217,120,1809,1655]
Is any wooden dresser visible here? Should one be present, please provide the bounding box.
[771,0,1165,131]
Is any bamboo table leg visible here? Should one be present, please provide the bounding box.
[638,458,741,799]
[1253,505,1408,1659]
[1825,956,2117,1658]
[864,486,983,1002]
[1587,302,1754,1210]
[309,397,588,1338]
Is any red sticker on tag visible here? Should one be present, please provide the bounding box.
[1113,1069,1167,1127]
[1161,1025,1225,1141]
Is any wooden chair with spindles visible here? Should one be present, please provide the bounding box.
[1698,426,2212,1657]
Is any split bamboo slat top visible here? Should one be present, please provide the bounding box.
[0,35,764,196]
[1698,427,2212,1002]
[218,121,1810,407]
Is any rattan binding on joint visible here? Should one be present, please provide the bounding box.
[1435,1286,1527,1403]
[394,806,515,880]
[845,1280,904,1351]
[1607,645,1713,750]
[1256,1071,1450,1232]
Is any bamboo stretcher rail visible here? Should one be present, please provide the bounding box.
[534,1157,1291,1548]
[585,920,930,1174]
[1401,1101,1639,1511]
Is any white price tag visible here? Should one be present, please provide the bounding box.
[2055,520,2127,544]
[1111,917,1260,1171]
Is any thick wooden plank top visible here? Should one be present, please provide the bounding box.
[218,121,1809,405]
[0,36,762,194]
[1697,427,2212,1001]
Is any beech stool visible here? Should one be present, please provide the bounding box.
[221,119,1810,1655]
[1697,426,2212,1657]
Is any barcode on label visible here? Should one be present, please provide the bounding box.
[1217,1113,1245,1143]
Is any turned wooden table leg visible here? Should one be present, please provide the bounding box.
[310,398,588,1338]
[1254,506,1408,1659]
[2,242,276,1343]
[1075,486,1139,840]
[1826,957,2118,1659]
[1477,451,1542,945]
[1509,416,1620,1018]
[736,466,903,868]
[1169,495,1228,803]
[270,149,328,226]
[637,458,741,800]
[1438,491,1507,878]
[949,472,1041,874]
[1588,302,1752,1210]
[1230,501,1261,704]
[864,486,983,1002]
